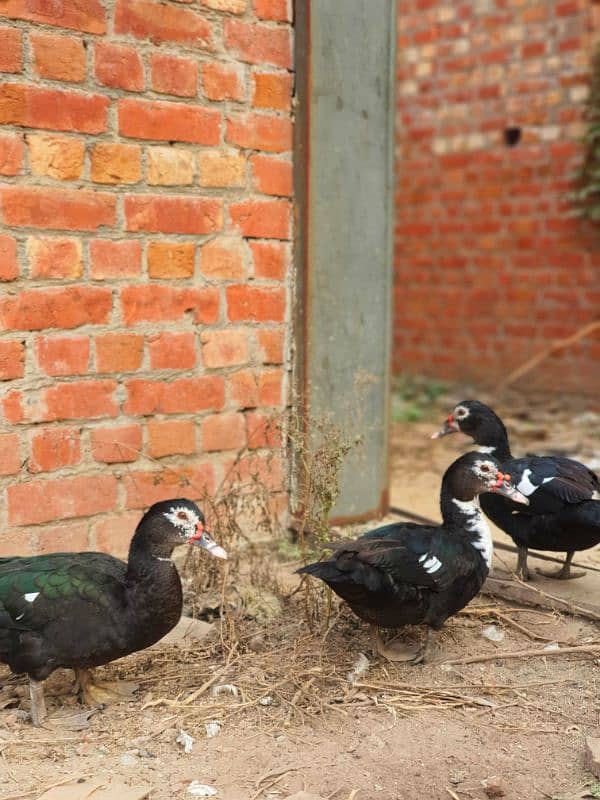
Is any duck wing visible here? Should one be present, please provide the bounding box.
[506,455,598,513]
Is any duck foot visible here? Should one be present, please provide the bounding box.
[75,668,139,708]
[371,627,436,664]
[28,678,47,727]
[46,707,98,731]
[515,547,533,581]
[536,552,586,580]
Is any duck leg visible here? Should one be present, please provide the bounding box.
[370,626,424,663]
[515,546,532,581]
[75,668,139,708]
[537,551,586,580]
[29,678,47,727]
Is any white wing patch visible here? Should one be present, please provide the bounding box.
[24,592,39,603]
[418,553,442,573]
[516,468,541,496]
[477,445,497,455]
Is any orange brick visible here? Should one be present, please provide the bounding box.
[0,0,106,34]
[95,333,143,373]
[0,134,23,175]
[229,369,259,408]
[198,150,245,188]
[253,0,291,20]
[147,147,195,186]
[201,329,249,368]
[0,27,22,73]
[91,142,141,184]
[0,433,21,475]
[0,235,18,281]
[0,83,108,134]
[115,0,213,49]
[1,186,115,231]
[224,19,291,68]
[201,412,246,451]
[201,0,246,12]
[201,62,245,101]
[118,97,220,145]
[89,239,142,279]
[94,42,143,92]
[259,368,283,406]
[246,411,281,449]
[250,240,287,280]
[0,530,37,556]
[120,285,219,325]
[229,198,291,239]
[252,71,292,110]
[31,33,86,82]
[147,241,195,279]
[7,474,118,526]
[122,464,216,510]
[226,112,292,153]
[257,328,285,364]
[0,287,112,332]
[200,237,246,280]
[35,335,89,376]
[226,285,285,322]
[124,376,225,415]
[148,331,196,370]
[93,511,141,557]
[147,419,196,458]
[44,380,118,421]
[124,194,222,235]
[28,134,85,181]
[27,237,83,280]
[37,523,90,554]
[251,154,292,196]
[0,340,24,380]
[90,424,142,463]
[29,427,81,473]
[151,53,198,98]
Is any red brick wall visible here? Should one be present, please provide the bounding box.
[394,0,600,393]
[0,0,293,556]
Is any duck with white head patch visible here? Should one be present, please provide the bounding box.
[432,400,600,580]
[0,498,227,726]
[298,452,528,663]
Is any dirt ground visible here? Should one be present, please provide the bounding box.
[1,388,600,800]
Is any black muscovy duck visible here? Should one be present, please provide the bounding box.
[0,498,227,726]
[297,452,528,663]
[432,400,600,580]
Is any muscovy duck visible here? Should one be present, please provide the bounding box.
[297,452,528,663]
[432,400,600,580]
[0,498,227,726]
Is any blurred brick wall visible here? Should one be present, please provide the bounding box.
[0,0,293,556]
[394,0,600,394]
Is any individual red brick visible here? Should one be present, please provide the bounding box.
[147,419,196,458]
[91,143,142,184]
[151,53,198,98]
[148,332,196,370]
[94,42,143,92]
[29,427,81,473]
[7,474,118,526]
[226,285,285,322]
[37,523,91,554]
[147,241,195,278]
[224,19,292,68]
[0,341,24,380]
[35,335,89,376]
[124,376,225,415]
[28,134,85,180]
[27,237,83,280]
[226,112,292,152]
[252,71,292,110]
[257,328,285,364]
[228,369,259,409]
[0,0,106,34]
[200,237,246,280]
[1,187,115,231]
[0,84,108,133]
[125,194,222,235]
[1,390,23,423]
[0,27,22,73]
[0,133,23,175]
[250,240,287,280]
[253,0,291,20]
[201,62,245,101]
[259,368,283,406]
[198,150,245,188]
[118,98,220,145]
[245,411,281,449]
[31,33,86,82]
[147,146,195,186]
[43,381,118,421]
[90,424,143,463]
[122,464,216,510]
[0,433,20,475]
[202,412,246,451]
[227,452,283,490]
[95,333,143,373]
[0,235,18,281]
[250,154,292,196]
[90,240,142,279]
[229,198,291,239]
[200,330,248,370]
[93,511,141,557]
[115,0,213,49]
[121,285,219,326]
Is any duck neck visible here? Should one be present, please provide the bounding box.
[125,526,182,606]
[440,489,493,569]
[472,420,512,463]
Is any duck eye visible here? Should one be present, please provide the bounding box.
[177,511,188,521]
[480,464,490,473]
[455,407,467,419]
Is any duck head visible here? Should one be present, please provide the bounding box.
[445,452,529,505]
[138,498,228,560]
[431,400,507,450]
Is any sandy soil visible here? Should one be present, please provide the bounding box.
[1,390,599,800]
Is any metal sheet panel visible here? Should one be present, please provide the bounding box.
[295,0,396,520]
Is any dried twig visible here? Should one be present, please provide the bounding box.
[443,643,600,666]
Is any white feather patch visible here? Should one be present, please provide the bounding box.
[24,592,39,603]
[516,468,538,496]
[418,553,442,573]
[452,497,493,568]
[477,445,497,455]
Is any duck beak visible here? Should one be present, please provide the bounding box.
[490,471,529,505]
[431,414,459,439]
[190,525,228,559]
